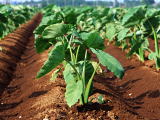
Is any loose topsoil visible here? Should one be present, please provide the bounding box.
[0,15,159,120]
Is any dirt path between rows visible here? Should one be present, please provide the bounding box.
[103,42,160,120]
[0,20,159,119]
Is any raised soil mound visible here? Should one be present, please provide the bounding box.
[0,13,42,91]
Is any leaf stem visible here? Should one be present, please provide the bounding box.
[84,62,100,104]
[75,45,80,63]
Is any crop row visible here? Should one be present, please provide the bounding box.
[34,5,160,107]
[0,5,37,39]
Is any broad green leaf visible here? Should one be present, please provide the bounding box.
[42,23,69,39]
[106,23,116,41]
[143,17,159,32]
[127,40,145,57]
[122,6,146,27]
[34,25,47,34]
[148,52,156,60]
[40,15,58,25]
[63,63,83,107]
[65,80,83,107]
[34,13,64,34]
[64,9,78,24]
[36,43,65,78]
[117,28,129,41]
[91,48,124,79]
[145,8,160,18]
[106,23,123,41]
[34,35,51,53]
[80,31,104,50]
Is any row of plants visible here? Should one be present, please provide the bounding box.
[0,5,36,39]
[105,6,160,70]
[34,5,160,107]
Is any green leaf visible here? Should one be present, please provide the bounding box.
[90,61,102,74]
[34,35,51,53]
[36,43,65,78]
[34,13,64,34]
[80,31,104,50]
[148,52,157,60]
[42,23,69,39]
[34,25,47,34]
[106,23,117,41]
[50,68,61,81]
[127,40,145,57]
[122,6,146,27]
[63,63,83,107]
[117,28,129,41]
[145,8,160,18]
[149,52,160,69]
[97,95,105,104]
[64,9,78,24]
[40,15,58,25]
[106,23,123,41]
[65,80,83,107]
[91,48,124,79]
[78,61,94,85]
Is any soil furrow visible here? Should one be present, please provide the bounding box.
[0,13,42,92]
[103,43,160,119]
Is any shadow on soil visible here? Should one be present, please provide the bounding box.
[5,86,19,94]
[95,72,160,112]
[116,79,140,93]
[126,89,160,102]
[0,113,18,120]
[28,90,48,98]
[77,103,113,112]
[0,101,22,111]
[124,65,135,72]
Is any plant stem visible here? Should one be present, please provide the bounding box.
[84,63,100,104]
[82,50,88,93]
[152,26,160,57]
[138,47,144,62]
[75,45,80,63]
[69,35,74,62]
[80,95,84,105]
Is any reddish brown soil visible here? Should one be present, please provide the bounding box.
[0,16,159,120]
[103,44,160,120]
[0,37,146,120]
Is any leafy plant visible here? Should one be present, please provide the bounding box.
[35,23,124,107]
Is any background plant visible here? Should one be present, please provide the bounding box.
[0,5,36,39]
